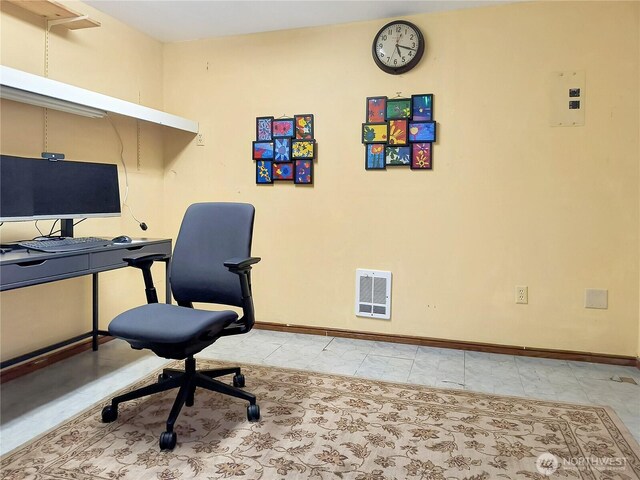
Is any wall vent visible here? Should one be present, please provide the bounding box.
[355,269,391,320]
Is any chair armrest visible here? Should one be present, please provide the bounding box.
[224,257,261,271]
[122,253,171,304]
[223,257,260,333]
[123,253,171,268]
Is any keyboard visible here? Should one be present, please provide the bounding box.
[18,237,112,253]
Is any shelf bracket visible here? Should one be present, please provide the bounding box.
[47,15,89,31]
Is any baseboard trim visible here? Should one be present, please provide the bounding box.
[255,322,638,368]
[2,325,636,384]
[0,336,113,384]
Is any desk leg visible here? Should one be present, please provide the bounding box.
[93,273,99,351]
[166,260,171,304]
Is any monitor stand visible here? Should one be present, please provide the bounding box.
[61,219,74,238]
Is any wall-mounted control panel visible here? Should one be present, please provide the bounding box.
[550,71,585,127]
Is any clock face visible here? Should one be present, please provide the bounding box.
[372,21,424,74]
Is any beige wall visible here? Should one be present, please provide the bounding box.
[1,1,638,361]
[0,1,169,361]
[163,1,640,356]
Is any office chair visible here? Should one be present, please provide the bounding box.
[101,202,261,450]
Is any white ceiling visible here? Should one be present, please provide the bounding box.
[84,1,510,43]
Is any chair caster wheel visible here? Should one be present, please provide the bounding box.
[159,431,177,450]
[101,405,118,423]
[233,374,245,388]
[247,404,260,422]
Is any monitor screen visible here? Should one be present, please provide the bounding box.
[0,155,121,221]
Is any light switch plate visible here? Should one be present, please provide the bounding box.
[585,288,607,309]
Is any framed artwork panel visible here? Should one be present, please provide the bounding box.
[256,116,273,141]
[256,160,273,184]
[389,119,408,146]
[362,122,389,144]
[408,121,436,142]
[366,96,387,123]
[385,146,411,166]
[386,98,411,120]
[411,94,433,121]
[274,138,292,162]
[252,141,274,160]
[292,139,315,159]
[273,118,295,138]
[411,142,432,169]
[272,162,294,180]
[365,144,386,170]
[294,114,314,140]
[294,160,313,184]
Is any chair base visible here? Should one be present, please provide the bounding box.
[101,356,259,450]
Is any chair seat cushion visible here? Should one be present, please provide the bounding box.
[109,303,238,344]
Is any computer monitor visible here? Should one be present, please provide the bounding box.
[0,155,121,225]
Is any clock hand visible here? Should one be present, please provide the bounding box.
[397,45,417,52]
[386,46,398,62]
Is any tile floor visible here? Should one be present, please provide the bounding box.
[1,329,639,456]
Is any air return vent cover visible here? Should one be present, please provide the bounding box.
[355,269,391,320]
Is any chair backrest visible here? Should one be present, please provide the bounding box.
[170,202,255,307]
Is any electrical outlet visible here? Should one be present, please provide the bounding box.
[516,286,528,304]
[196,133,205,146]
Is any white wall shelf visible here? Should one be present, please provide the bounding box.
[0,66,199,134]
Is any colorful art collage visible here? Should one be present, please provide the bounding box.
[253,114,316,185]
[362,94,435,170]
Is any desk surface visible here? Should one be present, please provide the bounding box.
[0,238,172,291]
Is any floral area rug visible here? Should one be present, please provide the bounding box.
[2,360,639,479]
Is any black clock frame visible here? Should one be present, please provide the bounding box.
[372,20,425,75]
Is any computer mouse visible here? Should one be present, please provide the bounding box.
[112,235,132,244]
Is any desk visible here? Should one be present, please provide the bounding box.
[0,238,172,369]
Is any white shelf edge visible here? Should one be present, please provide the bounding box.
[0,65,198,134]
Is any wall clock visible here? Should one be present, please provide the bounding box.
[372,20,424,75]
